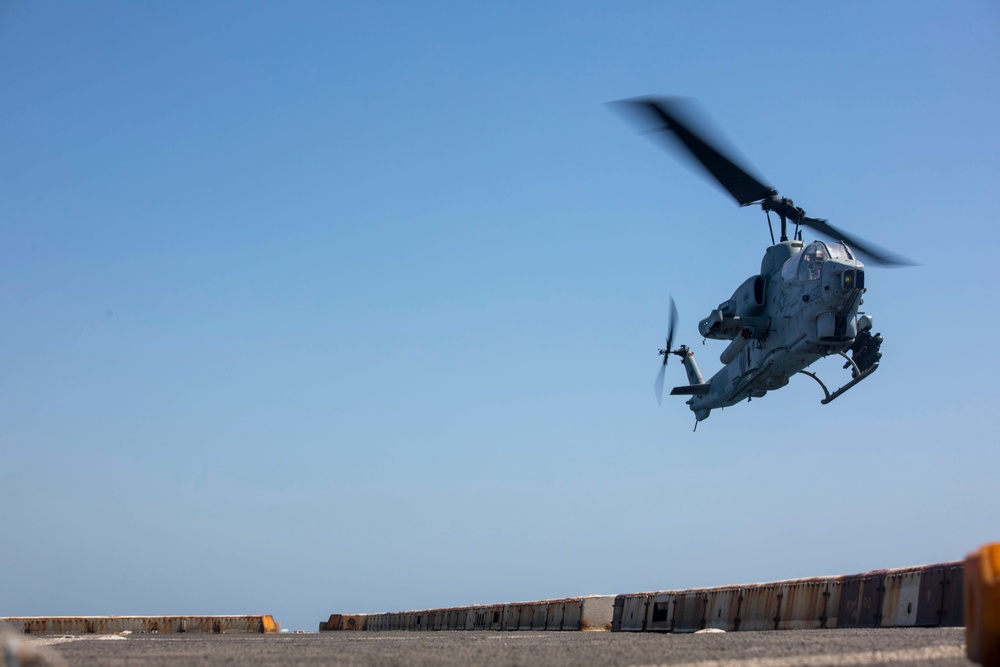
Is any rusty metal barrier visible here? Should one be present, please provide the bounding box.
[618,593,649,632]
[705,587,742,631]
[612,595,625,632]
[514,603,533,631]
[320,614,366,631]
[779,578,837,630]
[319,596,614,632]
[672,590,710,632]
[316,562,965,634]
[838,570,887,628]
[2,615,279,635]
[644,592,673,632]
[920,562,964,627]
[621,563,963,633]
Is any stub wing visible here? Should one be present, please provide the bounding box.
[670,384,711,396]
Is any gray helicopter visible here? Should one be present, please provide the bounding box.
[614,97,909,426]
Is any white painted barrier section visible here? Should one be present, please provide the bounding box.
[706,587,740,631]
[580,596,614,632]
[620,594,648,632]
[881,568,922,627]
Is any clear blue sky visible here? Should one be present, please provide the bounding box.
[2,1,998,632]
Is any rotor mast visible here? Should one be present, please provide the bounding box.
[761,195,806,244]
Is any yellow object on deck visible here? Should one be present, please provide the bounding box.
[966,543,1000,667]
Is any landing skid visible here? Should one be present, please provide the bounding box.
[798,352,879,405]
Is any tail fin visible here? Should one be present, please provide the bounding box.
[675,347,712,423]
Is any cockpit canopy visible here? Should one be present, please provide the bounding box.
[780,241,856,283]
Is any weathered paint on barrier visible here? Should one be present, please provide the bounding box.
[562,599,581,631]
[502,604,517,631]
[1,615,279,635]
[738,584,780,631]
[780,578,837,630]
[880,563,963,628]
[317,561,963,635]
[545,601,564,631]
[609,562,963,633]
[580,595,613,631]
[706,587,742,631]
[611,595,625,632]
[838,570,886,628]
[531,602,547,630]
[319,596,614,633]
[644,592,671,632]
[619,593,649,632]
[923,562,963,627]
[882,568,922,627]
[319,614,367,631]
[672,590,708,632]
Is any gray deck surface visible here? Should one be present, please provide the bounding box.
[36,627,967,667]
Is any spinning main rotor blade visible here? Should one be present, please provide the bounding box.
[800,216,913,267]
[614,96,913,267]
[613,97,775,206]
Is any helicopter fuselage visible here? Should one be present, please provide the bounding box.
[616,96,900,423]
[673,239,872,421]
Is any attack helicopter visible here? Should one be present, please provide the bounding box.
[613,97,910,427]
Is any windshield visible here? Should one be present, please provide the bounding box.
[826,241,854,261]
[780,241,831,282]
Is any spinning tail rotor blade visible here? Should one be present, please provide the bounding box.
[654,297,680,406]
[666,296,678,353]
[654,364,666,406]
[612,97,775,207]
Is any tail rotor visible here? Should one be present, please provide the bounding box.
[654,297,679,405]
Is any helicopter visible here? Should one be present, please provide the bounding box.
[612,97,910,427]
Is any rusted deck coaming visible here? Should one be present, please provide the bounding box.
[319,596,614,632]
[2,615,279,636]
[613,562,963,633]
[317,562,964,634]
